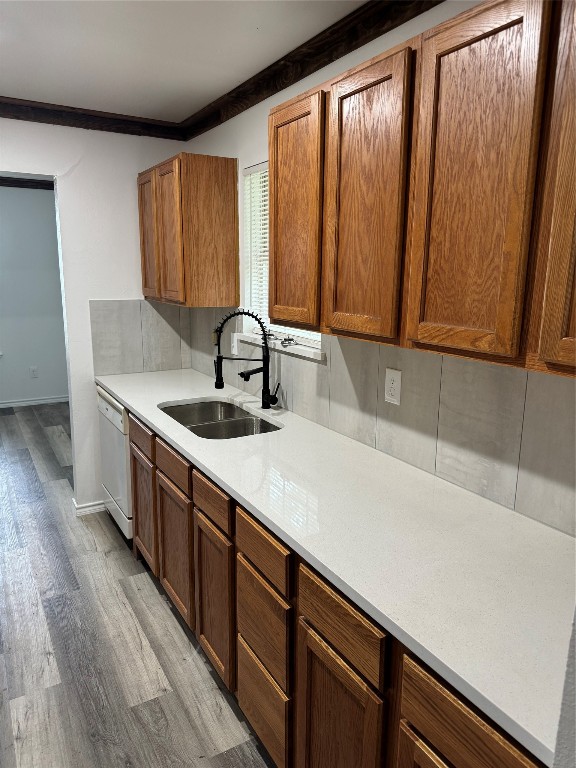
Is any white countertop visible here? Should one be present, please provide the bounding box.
[96,368,575,767]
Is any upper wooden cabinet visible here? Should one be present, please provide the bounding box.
[536,0,576,369]
[269,91,325,328]
[406,0,550,358]
[137,170,159,299]
[137,152,239,307]
[322,49,411,339]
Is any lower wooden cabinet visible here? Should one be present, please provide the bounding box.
[130,442,158,576]
[295,618,384,768]
[194,508,235,690]
[157,470,194,629]
[399,656,540,768]
[397,721,448,768]
[237,634,290,768]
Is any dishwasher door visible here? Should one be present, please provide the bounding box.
[97,388,132,538]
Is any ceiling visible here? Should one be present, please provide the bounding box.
[0,1,364,123]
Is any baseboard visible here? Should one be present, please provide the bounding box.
[0,395,69,408]
[72,498,107,517]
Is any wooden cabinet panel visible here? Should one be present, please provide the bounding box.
[192,470,232,535]
[237,553,291,692]
[156,438,192,497]
[295,619,383,768]
[157,471,194,628]
[237,635,290,768]
[537,0,576,368]
[181,154,239,308]
[137,170,159,299]
[397,721,449,768]
[236,507,291,598]
[128,413,155,461]
[269,91,324,328]
[156,157,185,304]
[194,509,235,690]
[323,49,411,338]
[401,656,539,768]
[130,442,158,576]
[407,0,550,357]
[298,565,386,691]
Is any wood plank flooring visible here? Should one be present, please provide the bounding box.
[0,404,272,768]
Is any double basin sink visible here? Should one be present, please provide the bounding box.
[160,400,281,440]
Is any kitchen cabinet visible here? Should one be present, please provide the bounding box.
[236,508,293,768]
[535,0,576,369]
[194,508,235,690]
[322,48,411,339]
[268,91,325,329]
[296,618,384,768]
[157,470,194,628]
[406,0,550,358]
[155,158,185,303]
[129,414,158,576]
[296,565,386,768]
[130,443,158,576]
[397,721,449,768]
[137,152,239,307]
[137,169,159,299]
[398,655,540,768]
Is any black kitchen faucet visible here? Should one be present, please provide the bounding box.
[213,310,279,410]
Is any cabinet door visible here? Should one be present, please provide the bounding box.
[269,91,324,328]
[130,442,158,576]
[157,471,194,628]
[407,0,550,357]
[194,509,235,690]
[137,170,159,299]
[323,49,411,339]
[397,721,448,768]
[295,619,383,768]
[538,0,576,368]
[156,157,186,304]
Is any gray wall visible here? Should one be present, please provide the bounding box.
[0,186,68,407]
[91,301,576,537]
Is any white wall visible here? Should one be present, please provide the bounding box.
[0,120,182,506]
[0,186,68,405]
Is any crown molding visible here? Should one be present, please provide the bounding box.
[0,1,444,141]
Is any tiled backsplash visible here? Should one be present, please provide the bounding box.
[90,300,576,537]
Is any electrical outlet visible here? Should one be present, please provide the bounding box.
[29,365,39,378]
[384,368,401,405]
[231,332,239,356]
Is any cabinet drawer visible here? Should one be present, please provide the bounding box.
[398,720,449,768]
[128,413,155,460]
[236,507,291,597]
[237,634,290,768]
[237,553,291,692]
[192,470,232,534]
[156,438,192,497]
[298,564,386,690]
[401,656,540,768]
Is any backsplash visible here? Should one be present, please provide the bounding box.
[90,300,576,537]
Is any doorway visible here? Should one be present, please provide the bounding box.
[0,173,72,489]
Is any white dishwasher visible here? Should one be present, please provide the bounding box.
[97,386,132,538]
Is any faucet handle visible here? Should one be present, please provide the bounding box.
[268,383,280,407]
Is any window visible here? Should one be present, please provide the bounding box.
[243,163,320,345]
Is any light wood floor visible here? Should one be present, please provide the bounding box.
[0,403,272,768]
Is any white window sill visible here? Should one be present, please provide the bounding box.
[234,333,326,362]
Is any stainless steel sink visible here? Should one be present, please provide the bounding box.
[189,416,280,440]
[161,400,248,427]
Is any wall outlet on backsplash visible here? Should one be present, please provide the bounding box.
[384,368,401,405]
